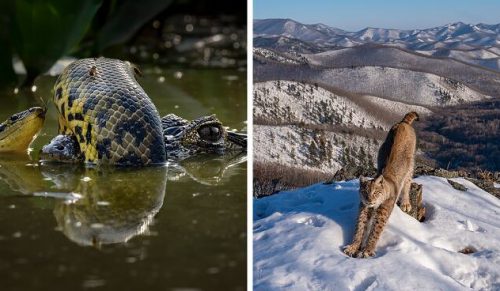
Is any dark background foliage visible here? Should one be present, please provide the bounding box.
[417,100,500,171]
[0,0,246,88]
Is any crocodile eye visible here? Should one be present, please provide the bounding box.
[10,115,19,122]
[198,125,221,142]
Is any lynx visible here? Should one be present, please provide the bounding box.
[343,112,419,258]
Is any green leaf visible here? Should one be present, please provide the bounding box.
[11,0,102,85]
[95,0,173,52]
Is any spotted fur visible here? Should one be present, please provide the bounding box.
[344,112,418,258]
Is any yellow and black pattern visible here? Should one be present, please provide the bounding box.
[53,58,166,166]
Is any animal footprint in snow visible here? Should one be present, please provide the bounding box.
[296,216,325,227]
[458,219,485,232]
[339,202,355,211]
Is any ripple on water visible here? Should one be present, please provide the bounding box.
[82,278,106,289]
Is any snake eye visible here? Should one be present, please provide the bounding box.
[10,115,19,122]
[198,125,222,142]
[133,66,143,77]
[56,145,65,151]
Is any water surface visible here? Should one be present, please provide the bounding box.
[0,68,247,290]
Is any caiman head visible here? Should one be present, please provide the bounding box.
[0,107,46,154]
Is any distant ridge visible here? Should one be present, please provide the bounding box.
[254,18,500,50]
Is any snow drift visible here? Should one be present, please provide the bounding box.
[254,176,500,290]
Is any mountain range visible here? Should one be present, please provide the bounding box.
[254,18,500,51]
[253,18,500,177]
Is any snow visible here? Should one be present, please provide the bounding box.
[361,94,432,117]
[254,176,500,290]
[253,48,303,65]
[489,47,500,56]
[253,122,383,174]
[254,81,431,130]
[314,66,487,106]
[253,80,432,174]
[254,19,329,42]
[254,81,392,129]
[253,124,344,173]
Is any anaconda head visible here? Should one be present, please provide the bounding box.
[39,135,83,163]
[0,107,46,154]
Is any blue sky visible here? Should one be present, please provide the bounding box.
[254,0,500,31]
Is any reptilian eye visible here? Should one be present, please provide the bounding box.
[57,145,65,151]
[198,125,222,142]
[10,115,19,122]
[133,66,143,77]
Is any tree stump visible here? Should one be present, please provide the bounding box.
[399,182,426,222]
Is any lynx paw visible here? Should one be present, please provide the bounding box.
[356,250,376,258]
[343,244,360,257]
[400,202,412,213]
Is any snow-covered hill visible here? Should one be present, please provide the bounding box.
[415,48,500,71]
[254,176,500,290]
[254,81,432,129]
[314,66,488,106]
[254,36,325,54]
[256,65,489,106]
[253,81,433,173]
[253,124,379,174]
[304,46,500,90]
[254,48,306,65]
[254,18,346,43]
[255,46,500,98]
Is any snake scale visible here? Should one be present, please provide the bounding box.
[0,58,246,165]
[52,57,166,165]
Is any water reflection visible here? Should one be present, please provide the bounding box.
[50,166,167,247]
[0,153,244,247]
[170,152,247,185]
[0,159,167,246]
